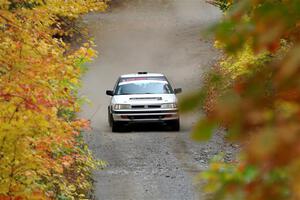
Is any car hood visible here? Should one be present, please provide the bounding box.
[112,94,177,104]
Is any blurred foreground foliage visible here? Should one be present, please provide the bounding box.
[181,0,300,199]
[0,0,107,199]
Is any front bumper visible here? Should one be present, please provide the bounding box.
[112,109,179,122]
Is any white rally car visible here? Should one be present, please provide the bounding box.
[106,72,182,132]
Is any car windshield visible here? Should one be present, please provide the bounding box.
[115,80,173,95]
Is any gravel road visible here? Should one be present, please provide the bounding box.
[79,1,236,199]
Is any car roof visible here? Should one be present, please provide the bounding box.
[120,72,165,78]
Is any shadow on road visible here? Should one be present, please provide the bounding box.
[113,123,178,133]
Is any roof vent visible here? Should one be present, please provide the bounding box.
[138,72,148,74]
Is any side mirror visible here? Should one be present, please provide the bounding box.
[174,88,182,94]
[106,90,114,96]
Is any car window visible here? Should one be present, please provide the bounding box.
[115,80,173,95]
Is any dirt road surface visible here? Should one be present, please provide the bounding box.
[79,1,235,199]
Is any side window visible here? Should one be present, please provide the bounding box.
[163,84,172,94]
[164,77,174,93]
[113,78,121,94]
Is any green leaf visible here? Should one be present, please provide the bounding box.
[243,165,258,183]
[179,90,207,113]
[191,119,217,141]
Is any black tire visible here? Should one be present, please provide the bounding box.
[112,121,123,132]
[168,119,180,131]
[108,107,112,127]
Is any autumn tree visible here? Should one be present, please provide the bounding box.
[181,0,300,199]
[0,0,107,199]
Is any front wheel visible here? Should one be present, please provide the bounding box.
[112,121,125,132]
[108,108,113,127]
[168,119,180,131]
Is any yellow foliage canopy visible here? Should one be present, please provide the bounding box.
[0,0,107,199]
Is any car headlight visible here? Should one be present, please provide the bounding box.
[113,104,131,110]
[161,103,177,109]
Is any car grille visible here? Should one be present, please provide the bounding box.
[131,105,161,109]
[131,105,145,109]
[113,110,176,114]
[128,115,166,120]
[148,105,161,108]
